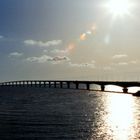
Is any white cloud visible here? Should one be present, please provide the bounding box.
[48,56,70,64]
[26,55,70,64]
[112,62,128,66]
[9,52,23,57]
[26,55,52,63]
[112,54,128,59]
[51,49,68,54]
[112,60,137,67]
[118,62,128,66]
[24,39,62,47]
[48,56,70,62]
[69,61,95,69]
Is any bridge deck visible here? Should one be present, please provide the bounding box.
[0,80,140,93]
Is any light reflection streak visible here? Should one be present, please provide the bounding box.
[105,92,135,140]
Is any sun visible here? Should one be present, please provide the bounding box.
[106,0,133,17]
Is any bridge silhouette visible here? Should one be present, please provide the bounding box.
[1,80,140,93]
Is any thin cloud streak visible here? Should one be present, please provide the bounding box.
[112,54,128,59]
[24,39,62,47]
[69,61,95,69]
[9,52,23,57]
[26,55,70,64]
[51,49,68,54]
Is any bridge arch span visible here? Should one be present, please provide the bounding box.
[89,83,101,90]
[105,85,123,92]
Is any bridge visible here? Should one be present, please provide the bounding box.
[0,80,140,93]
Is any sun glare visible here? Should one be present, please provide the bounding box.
[106,0,133,17]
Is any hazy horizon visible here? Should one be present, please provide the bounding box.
[0,0,140,81]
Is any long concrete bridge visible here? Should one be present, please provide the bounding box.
[0,80,140,93]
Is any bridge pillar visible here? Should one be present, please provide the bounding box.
[49,82,51,88]
[18,81,21,87]
[76,82,79,89]
[34,81,37,87]
[30,81,32,87]
[54,82,56,88]
[60,82,63,88]
[123,87,128,93]
[67,82,70,89]
[86,83,90,90]
[43,81,46,87]
[23,81,25,87]
[26,81,29,87]
[39,81,41,87]
[101,85,105,91]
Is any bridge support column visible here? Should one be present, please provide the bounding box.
[86,83,90,90]
[19,82,21,87]
[76,82,79,89]
[34,81,37,87]
[26,81,29,87]
[49,82,51,88]
[123,87,128,93]
[30,81,32,87]
[67,82,70,89]
[60,82,63,88]
[54,82,56,88]
[38,81,41,87]
[101,85,105,91]
[23,81,25,86]
[43,81,46,87]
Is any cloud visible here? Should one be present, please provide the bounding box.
[112,60,137,67]
[26,55,70,64]
[26,55,52,63]
[112,54,128,59]
[48,56,70,64]
[118,62,128,66]
[69,61,95,69]
[112,62,128,66]
[24,39,62,47]
[9,52,23,57]
[0,35,4,39]
[51,49,68,54]
[50,43,76,54]
[43,50,48,53]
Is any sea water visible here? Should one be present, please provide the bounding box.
[0,87,140,140]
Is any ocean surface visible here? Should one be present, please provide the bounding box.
[0,87,140,140]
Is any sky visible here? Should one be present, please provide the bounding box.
[0,0,140,81]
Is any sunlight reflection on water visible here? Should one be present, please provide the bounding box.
[105,93,135,140]
[89,85,140,140]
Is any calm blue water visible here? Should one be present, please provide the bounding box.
[0,87,140,140]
